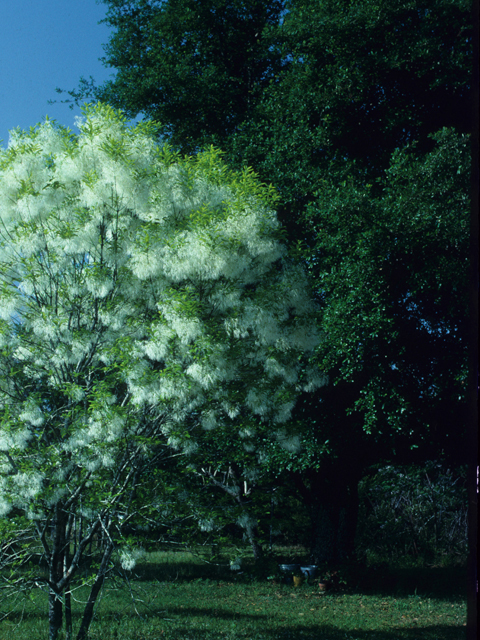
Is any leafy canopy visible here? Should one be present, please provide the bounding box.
[0,103,323,639]
[0,101,323,514]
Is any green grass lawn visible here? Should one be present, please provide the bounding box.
[0,550,467,639]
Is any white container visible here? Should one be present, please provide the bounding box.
[300,565,317,580]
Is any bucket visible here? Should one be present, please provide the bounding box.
[278,564,300,584]
[300,565,317,580]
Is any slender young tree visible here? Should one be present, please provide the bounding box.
[0,103,323,640]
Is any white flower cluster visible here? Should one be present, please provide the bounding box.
[198,518,216,532]
[119,547,145,571]
[0,104,324,520]
[0,470,44,517]
[236,512,257,530]
[275,429,302,453]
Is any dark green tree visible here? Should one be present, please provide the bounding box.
[63,0,473,564]
[72,0,287,151]
[281,128,471,564]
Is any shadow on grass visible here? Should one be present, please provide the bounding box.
[123,623,466,640]
[1,601,466,640]
[131,559,233,583]
[131,560,467,601]
[357,565,467,600]
[86,597,467,640]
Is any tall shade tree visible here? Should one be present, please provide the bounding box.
[260,128,471,565]
[62,0,472,565]
[229,0,472,565]
[0,104,323,640]
[68,0,287,152]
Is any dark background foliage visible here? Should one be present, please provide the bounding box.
[58,0,473,567]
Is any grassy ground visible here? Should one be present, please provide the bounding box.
[0,550,467,639]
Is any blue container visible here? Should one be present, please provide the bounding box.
[300,565,317,581]
[278,564,300,584]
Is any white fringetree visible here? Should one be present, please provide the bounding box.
[0,104,324,640]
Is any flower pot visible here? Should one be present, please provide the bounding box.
[318,582,327,593]
[278,564,299,584]
[293,575,304,587]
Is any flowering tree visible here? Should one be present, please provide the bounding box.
[0,104,323,640]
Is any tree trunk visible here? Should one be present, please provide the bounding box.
[309,492,358,565]
[200,465,265,562]
[48,587,63,640]
[293,468,360,567]
[49,504,66,640]
[235,494,263,562]
[64,546,72,640]
[76,540,114,640]
[310,501,339,566]
[243,519,263,561]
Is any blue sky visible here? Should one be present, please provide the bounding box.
[0,0,115,147]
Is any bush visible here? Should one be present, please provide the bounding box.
[356,462,468,565]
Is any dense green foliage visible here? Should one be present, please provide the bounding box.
[357,462,468,563]
[307,129,470,455]
[57,0,472,565]
[0,4,473,638]
[0,103,322,639]
[67,0,472,460]
[96,0,287,147]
